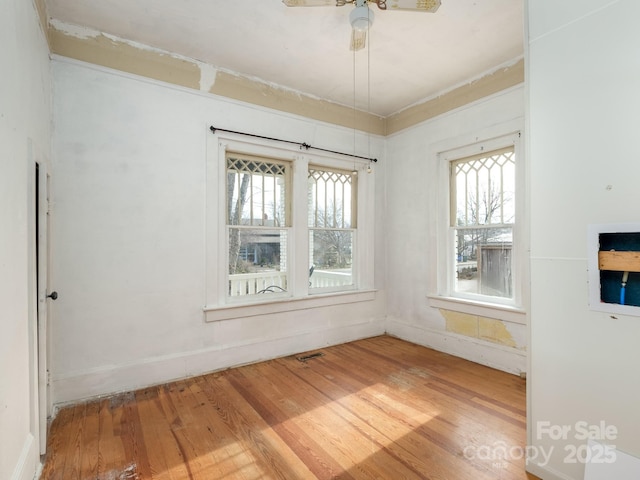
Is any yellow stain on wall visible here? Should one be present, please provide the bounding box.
[478,316,516,347]
[441,309,518,349]
[211,71,385,135]
[385,59,524,135]
[48,23,523,136]
[50,27,201,91]
[48,25,385,135]
[441,310,479,338]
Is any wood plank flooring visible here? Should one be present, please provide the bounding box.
[40,335,539,479]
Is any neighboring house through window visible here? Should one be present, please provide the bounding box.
[226,154,290,297]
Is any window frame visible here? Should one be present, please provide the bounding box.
[449,146,516,302]
[430,128,526,321]
[204,133,375,321]
[225,152,292,301]
[307,164,358,294]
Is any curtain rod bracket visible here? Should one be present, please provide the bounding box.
[209,126,377,163]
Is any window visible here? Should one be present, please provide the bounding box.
[205,134,375,320]
[217,145,365,306]
[308,167,356,291]
[226,154,290,297]
[450,146,516,301]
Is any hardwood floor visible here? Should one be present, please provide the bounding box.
[40,335,539,479]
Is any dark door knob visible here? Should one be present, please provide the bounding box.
[47,291,58,300]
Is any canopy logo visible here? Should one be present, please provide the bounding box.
[464,421,619,469]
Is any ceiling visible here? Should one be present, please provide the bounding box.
[45,0,524,118]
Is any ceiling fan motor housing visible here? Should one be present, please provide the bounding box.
[350,4,374,31]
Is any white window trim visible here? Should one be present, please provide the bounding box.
[204,131,375,321]
[308,164,359,295]
[204,289,377,322]
[427,119,527,322]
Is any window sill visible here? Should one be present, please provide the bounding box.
[204,289,377,322]
[427,295,526,325]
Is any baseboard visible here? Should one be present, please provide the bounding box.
[526,461,575,480]
[386,318,526,375]
[11,433,39,480]
[52,319,385,406]
[584,441,640,480]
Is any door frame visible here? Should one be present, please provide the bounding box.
[35,159,51,455]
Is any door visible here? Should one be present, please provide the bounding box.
[35,161,52,454]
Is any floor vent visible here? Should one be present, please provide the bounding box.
[297,352,324,362]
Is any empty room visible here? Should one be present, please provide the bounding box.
[3,1,639,480]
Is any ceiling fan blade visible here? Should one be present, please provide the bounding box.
[384,0,440,12]
[282,0,343,6]
[350,29,366,51]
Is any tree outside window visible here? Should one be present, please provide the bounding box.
[451,147,515,299]
[308,167,356,290]
[226,154,289,296]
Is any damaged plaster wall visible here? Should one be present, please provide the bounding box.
[48,20,522,138]
[441,309,524,349]
[48,20,386,136]
[384,85,526,375]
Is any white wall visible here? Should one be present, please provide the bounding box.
[528,1,640,479]
[384,86,527,374]
[0,1,51,480]
[51,59,387,404]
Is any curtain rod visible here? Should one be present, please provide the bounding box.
[209,126,377,163]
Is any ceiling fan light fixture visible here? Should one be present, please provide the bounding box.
[349,5,374,31]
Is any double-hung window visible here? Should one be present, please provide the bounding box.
[450,146,516,302]
[214,141,367,309]
[308,167,356,291]
[226,154,290,297]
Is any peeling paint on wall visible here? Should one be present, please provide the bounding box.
[478,316,517,348]
[50,19,98,40]
[48,20,384,135]
[50,24,201,90]
[199,63,218,93]
[441,308,523,350]
[48,20,523,136]
[442,310,479,338]
[386,58,524,135]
